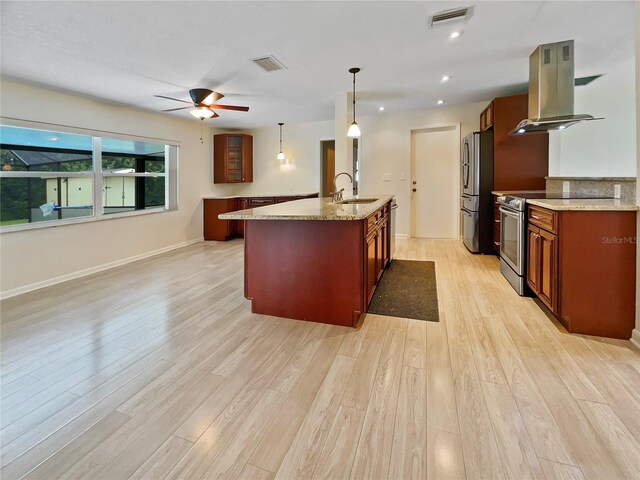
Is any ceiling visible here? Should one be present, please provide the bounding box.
[0,1,635,130]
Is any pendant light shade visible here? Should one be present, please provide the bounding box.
[277,122,285,160]
[347,67,361,138]
[190,107,215,119]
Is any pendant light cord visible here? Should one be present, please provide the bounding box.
[352,72,356,121]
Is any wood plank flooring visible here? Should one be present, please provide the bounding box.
[1,238,639,479]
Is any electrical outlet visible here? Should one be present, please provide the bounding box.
[399,172,406,181]
[289,184,294,191]
[614,184,621,199]
[562,181,570,193]
[382,173,391,182]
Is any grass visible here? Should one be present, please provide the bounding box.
[0,218,27,226]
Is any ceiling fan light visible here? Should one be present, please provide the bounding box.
[277,151,286,160]
[347,121,361,138]
[190,107,214,119]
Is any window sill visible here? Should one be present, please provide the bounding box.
[0,207,176,234]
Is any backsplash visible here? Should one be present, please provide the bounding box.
[545,177,636,203]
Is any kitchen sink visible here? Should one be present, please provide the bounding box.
[339,198,379,204]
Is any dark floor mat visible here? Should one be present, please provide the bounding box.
[367,260,439,322]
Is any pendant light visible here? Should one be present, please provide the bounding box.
[277,122,285,160]
[347,67,361,138]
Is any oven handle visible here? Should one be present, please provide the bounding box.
[499,206,521,218]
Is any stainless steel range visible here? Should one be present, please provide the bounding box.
[497,195,528,294]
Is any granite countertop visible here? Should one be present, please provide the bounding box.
[203,192,318,200]
[491,190,545,196]
[219,195,395,221]
[526,198,638,211]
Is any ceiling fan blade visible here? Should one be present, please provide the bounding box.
[189,88,225,104]
[208,104,250,112]
[162,106,191,112]
[154,95,192,104]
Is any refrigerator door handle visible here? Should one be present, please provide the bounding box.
[462,142,470,189]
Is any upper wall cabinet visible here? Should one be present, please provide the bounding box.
[214,134,253,183]
[480,101,494,131]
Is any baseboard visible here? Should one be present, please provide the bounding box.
[395,233,408,240]
[631,328,640,350]
[0,238,204,300]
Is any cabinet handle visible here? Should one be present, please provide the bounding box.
[531,214,542,220]
[494,219,500,223]
[494,241,500,246]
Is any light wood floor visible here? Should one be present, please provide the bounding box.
[1,238,639,480]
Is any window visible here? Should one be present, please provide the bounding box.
[0,124,178,231]
[101,137,167,215]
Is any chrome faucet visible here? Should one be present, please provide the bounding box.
[332,172,353,203]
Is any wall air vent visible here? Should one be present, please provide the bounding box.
[429,6,473,27]
[252,55,287,72]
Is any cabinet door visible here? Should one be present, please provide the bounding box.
[365,232,377,305]
[242,135,253,182]
[380,217,389,269]
[226,135,244,182]
[527,225,541,294]
[538,229,558,313]
[376,226,384,281]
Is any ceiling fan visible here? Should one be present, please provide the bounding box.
[155,88,249,120]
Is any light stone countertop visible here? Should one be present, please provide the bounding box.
[219,195,395,221]
[526,198,638,211]
[203,192,318,200]
[491,190,545,197]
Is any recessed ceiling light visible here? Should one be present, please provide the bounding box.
[437,99,445,105]
[449,31,462,39]
[441,75,451,82]
[379,106,385,111]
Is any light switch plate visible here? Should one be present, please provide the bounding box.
[399,172,406,181]
[382,173,391,182]
[614,184,621,199]
[562,181,570,193]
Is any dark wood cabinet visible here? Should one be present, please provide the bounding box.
[480,101,494,131]
[214,134,253,184]
[365,230,377,305]
[526,205,636,339]
[363,205,390,306]
[491,95,548,191]
[204,194,318,241]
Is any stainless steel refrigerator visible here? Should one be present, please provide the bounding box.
[460,131,494,253]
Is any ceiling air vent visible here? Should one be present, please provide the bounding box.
[252,55,287,72]
[429,6,473,27]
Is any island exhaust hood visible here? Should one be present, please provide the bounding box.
[510,40,602,135]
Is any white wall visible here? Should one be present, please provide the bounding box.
[549,74,637,177]
[633,3,640,348]
[222,120,334,197]
[356,102,486,237]
[0,80,225,296]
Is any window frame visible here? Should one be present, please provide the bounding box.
[0,117,179,233]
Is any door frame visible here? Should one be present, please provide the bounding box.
[408,122,461,239]
[320,139,336,198]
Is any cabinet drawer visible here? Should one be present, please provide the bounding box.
[528,206,557,234]
[249,197,275,208]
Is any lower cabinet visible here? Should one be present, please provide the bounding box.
[363,205,390,307]
[526,205,636,339]
[204,194,317,241]
[527,223,557,313]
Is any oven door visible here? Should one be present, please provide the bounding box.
[499,206,525,275]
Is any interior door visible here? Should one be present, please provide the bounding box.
[411,126,459,239]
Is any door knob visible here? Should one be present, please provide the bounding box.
[412,181,417,185]
[412,188,417,192]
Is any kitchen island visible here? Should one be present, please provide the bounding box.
[219,195,394,327]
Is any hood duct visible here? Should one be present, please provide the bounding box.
[510,40,602,135]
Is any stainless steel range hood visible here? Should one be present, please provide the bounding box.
[510,40,602,135]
